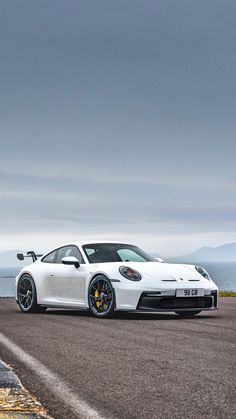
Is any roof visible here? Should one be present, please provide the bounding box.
[42,240,136,256]
[75,240,133,246]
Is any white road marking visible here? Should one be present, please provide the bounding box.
[0,332,106,419]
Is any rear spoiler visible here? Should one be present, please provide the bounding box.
[17,251,43,263]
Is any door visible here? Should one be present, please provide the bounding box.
[46,245,87,305]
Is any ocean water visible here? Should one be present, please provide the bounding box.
[0,267,20,297]
[0,262,236,297]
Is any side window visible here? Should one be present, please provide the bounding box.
[42,250,58,264]
[56,246,85,264]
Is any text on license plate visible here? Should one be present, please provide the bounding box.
[176,288,204,297]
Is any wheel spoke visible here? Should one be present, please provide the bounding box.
[102,282,108,292]
[19,293,27,298]
[104,297,111,303]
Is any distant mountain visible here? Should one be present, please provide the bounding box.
[0,250,27,267]
[1,243,236,266]
[168,243,236,263]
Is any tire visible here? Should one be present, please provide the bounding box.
[88,275,115,318]
[175,311,201,317]
[17,274,46,313]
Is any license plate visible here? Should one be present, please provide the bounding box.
[176,288,204,297]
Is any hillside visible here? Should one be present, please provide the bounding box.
[1,242,236,267]
[169,243,236,263]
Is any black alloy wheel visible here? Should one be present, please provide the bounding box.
[175,310,201,317]
[17,274,46,313]
[88,275,115,317]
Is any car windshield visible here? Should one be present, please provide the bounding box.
[82,243,156,264]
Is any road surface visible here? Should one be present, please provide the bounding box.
[0,298,235,419]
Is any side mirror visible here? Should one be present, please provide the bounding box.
[155,257,164,263]
[61,256,80,269]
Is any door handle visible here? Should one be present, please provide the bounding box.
[49,274,54,277]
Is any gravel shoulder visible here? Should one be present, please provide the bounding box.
[0,359,51,418]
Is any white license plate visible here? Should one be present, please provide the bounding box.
[176,288,204,297]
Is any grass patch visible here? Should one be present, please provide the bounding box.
[219,291,236,297]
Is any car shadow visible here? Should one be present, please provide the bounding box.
[44,309,216,321]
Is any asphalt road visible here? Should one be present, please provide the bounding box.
[0,298,235,419]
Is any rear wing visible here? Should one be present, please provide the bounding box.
[17,251,43,263]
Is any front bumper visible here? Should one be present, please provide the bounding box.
[113,280,218,311]
[137,290,218,312]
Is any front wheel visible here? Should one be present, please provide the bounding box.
[175,311,201,317]
[17,274,46,313]
[88,275,115,318]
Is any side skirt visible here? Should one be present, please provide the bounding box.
[40,304,89,311]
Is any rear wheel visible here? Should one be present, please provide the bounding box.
[175,311,201,317]
[17,274,46,313]
[88,275,115,318]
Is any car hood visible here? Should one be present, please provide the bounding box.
[91,262,214,285]
[137,262,201,282]
[94,261,207,283]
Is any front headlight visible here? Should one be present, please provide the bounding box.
[195,265,211,280]
[119,266,142,281]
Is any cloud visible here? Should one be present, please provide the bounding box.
[1,170,236,237]
[0,0,236,255]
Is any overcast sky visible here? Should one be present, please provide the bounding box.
[0,0,235,256]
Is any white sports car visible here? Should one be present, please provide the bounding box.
[15,241,218,318]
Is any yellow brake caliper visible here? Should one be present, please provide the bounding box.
[95,289,101,308]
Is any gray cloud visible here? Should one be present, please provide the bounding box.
[0,0,236,255]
